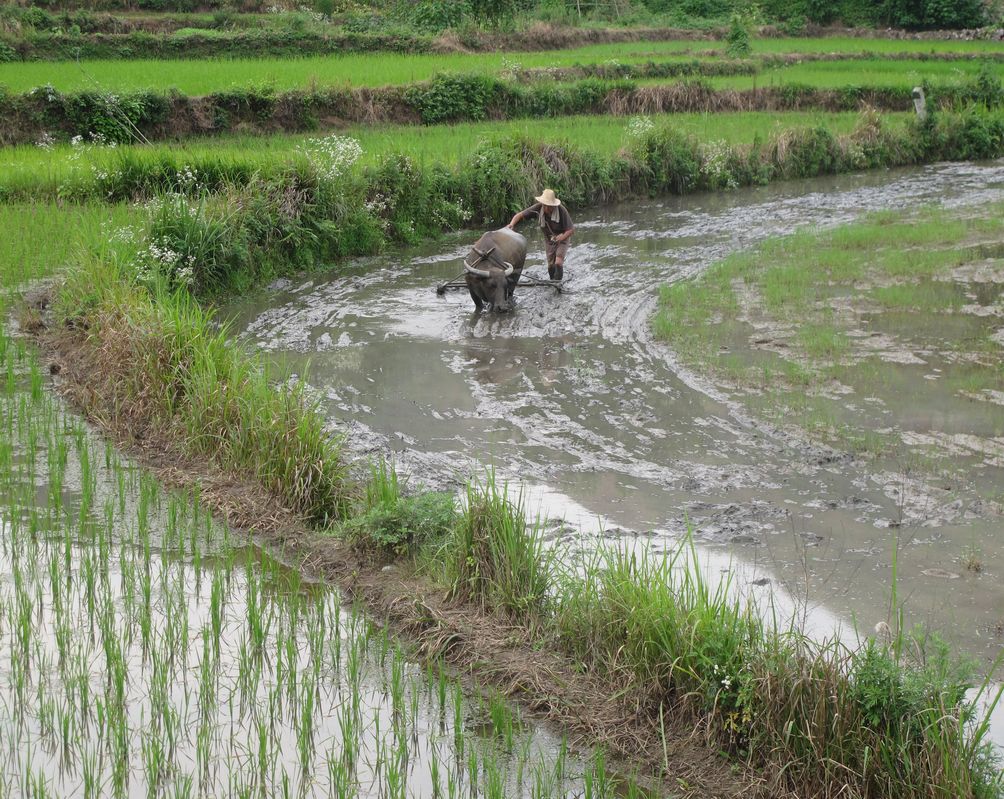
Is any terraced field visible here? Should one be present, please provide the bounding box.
[2,6,1004,797]
[1,40,1000,93]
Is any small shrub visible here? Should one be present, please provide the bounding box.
[968,60,1004,110]
[400,0,470,32]
[725,12,751,58]
[627,123,701,195]
[364,154,470,242]
[770,125,840,178]
[405,72,500,125]
[444,478,550,622]
[314,0,336,18]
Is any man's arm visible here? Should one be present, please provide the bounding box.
[507,204,539,229]
[553,224,574,243]
[552,208,574,242]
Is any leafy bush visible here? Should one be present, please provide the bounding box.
[339,459,457,555]
[344,492,457,554]
[724,11,751,58]
[883,0,986,29]
[364,154,470,242]
[955,108,1004,159]
[405,72,500,125]
[627,123,701,194]
[770,125,840,178]
[967,61,1004,110]
[400,0,470,32]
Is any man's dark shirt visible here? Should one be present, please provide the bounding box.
[520,203,574,238]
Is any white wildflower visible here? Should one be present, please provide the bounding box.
[35,132,55,150]
[298,135,362,182]
[501,56,523,81]
[175,165,203,193]
[699,140,738,190]
[626,116,655,139]
[108,225,137,244]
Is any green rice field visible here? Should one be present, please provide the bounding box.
[2,38,1002,94]
[703,57,1004,90]
[2,12,1004,796]
[2,110,898,199]
[2,111,902,203]
[0,42,699,93]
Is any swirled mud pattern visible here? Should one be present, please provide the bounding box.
[226,161,1004,678]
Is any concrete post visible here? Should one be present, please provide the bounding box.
[912,86,927,120]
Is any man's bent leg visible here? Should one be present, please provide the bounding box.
[545,240,558,280]
[552,241,568,281]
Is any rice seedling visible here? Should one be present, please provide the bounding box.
[0,340,646,799]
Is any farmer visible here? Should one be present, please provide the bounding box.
[507,188,574,281]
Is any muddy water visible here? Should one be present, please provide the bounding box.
[226,162,1004,678]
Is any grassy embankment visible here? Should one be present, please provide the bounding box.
[10,102,1004,794]
[654,205,1004,482]
[1,110,898,199]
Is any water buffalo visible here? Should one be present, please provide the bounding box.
[464,228,526,312]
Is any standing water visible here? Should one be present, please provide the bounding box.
[225,161,1004,682]
[0,344,626,796]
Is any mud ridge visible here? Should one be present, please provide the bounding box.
[28,311,763,799]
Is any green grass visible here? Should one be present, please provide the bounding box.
[2,38,1001,94]
[652,203,1004,479]
[748,37,1004,55]
[870,281,966,311]
[440,476,551,622]
[679,57,1003,91]
[0,203,141,311]
[59,258,352,523]
[0,111,906,201]
[797,321,851,360]
[0,42,704,93]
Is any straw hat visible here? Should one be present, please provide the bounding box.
[535,188,561,207]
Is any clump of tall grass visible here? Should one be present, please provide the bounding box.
[549,537,1003,798]
[54,258,350,524]
[441,477,551,623]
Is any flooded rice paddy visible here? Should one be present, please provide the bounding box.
[224,161,1004,684]
[0,342,621,797]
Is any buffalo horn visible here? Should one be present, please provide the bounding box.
[464,260,491,278]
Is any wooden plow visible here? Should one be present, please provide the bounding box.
[435,274,564,295]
